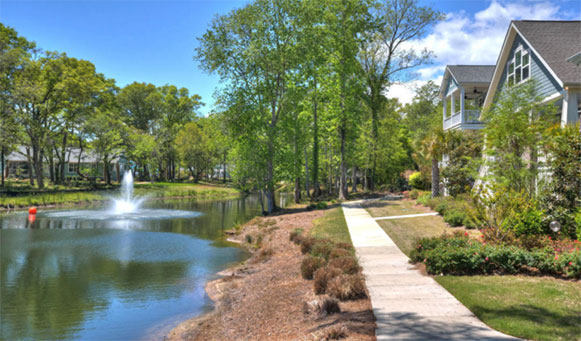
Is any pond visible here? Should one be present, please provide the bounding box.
[0,194,290,340]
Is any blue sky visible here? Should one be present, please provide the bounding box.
[2,0,580,112]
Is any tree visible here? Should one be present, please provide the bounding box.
[360,0,442,189]
[481,81,556,194]
[419,127,449,197]
[175,122,214,182]
[196,0,302,212]
[0,24,35,187]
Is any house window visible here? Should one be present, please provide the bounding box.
[68,163,79,173]
[507,46,530,87]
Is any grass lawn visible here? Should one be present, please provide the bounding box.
[436,276,581,341]
[310,206,352,245]
[0,182,240,208]
[362,198,581,341]
[362,198,475,256]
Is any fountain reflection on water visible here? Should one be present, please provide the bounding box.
[42,170,201,222]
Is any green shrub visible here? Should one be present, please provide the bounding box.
[417,193,431,206]
[316,201,328,210]
[409,189,420,200]
[502,197,544,236]
[435,201,448,215]
[444,210,466,227]
[301,256,326,280]
[410,235,581,279]
[409,172,428,190]
[245,234,253,244]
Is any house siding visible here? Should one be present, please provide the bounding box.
[495,35,562,102]
[445,76,459,97]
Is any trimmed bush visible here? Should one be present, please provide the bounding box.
[327,274,367,300]
[444,210,466,227]
[313,266,343,294]
[301,256,326,280]
[409,189,420,200]
[329,248,351,260]
[435,201,448,215]
[502,197,544,236]
[316,201,328,210]
[417,193,431,206]
[409,171,428,190]
[410,235,581,279]
[328,256,360,275]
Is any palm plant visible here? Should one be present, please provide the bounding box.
[419,128,457,197]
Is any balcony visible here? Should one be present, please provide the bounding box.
[443,109,485,130]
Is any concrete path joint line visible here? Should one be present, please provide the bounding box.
[373,212,438,221]
[341,200,517,340]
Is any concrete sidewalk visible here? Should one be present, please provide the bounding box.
[342,200,516,340]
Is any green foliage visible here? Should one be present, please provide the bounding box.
[540,123,581,239]
[409,189,420,200]
[416,193,431,206]
[482,81,556,193]
[501,197,544,236]
[443,210,466,227]
[440,131,482,196]
[408,171,426,190]
[410,234,580,279]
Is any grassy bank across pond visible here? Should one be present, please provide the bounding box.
[362,197,580,341]
[0,182,241,209]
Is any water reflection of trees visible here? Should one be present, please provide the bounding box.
[0,237,189,340]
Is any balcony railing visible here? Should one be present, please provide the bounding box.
[443,109,484,130]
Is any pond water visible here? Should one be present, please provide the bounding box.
[0,194,290,340]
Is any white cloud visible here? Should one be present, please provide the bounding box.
[387,0,570,105]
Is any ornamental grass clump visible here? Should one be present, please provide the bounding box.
[327,274,367,300]
[328,256,360,275]
[329,248,351,260]
[301,255,326,280]
[300,236,316,254]
[289,228,303,243]
[311,239,335,259]
[313,266,343,294]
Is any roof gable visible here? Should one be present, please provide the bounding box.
[484,20,581,108]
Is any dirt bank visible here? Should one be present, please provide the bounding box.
[167,207,376,340]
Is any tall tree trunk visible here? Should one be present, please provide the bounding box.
[25,147,34,186]
[312,76,321,199]
[351,165,357,192]
[294,177,301,204]
[363,168,368,191]
[338,126,347,200]
[59,132,68,184]
[266,107,277,213]
[304,146,310,198]
[223,152,227,183]
[431,157,440,197]
[32,143,44,188]
[1,147,5,187]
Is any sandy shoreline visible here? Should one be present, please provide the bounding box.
[166,206,376,340]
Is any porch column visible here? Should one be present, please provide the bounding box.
[443,96,447,118]
[451,92,456,116]
[460,87,465,123]
[562,90,579,127]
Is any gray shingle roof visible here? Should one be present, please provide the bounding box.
[513,20,581,85]
[448,65,495,84]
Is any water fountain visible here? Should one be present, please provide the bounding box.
[42,170,201,222]
[113,171,146,214]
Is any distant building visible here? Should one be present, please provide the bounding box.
[2,146,124,182]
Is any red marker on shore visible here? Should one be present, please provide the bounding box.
[28,207,37,215]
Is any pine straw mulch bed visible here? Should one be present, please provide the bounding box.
[167,206,376,340]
